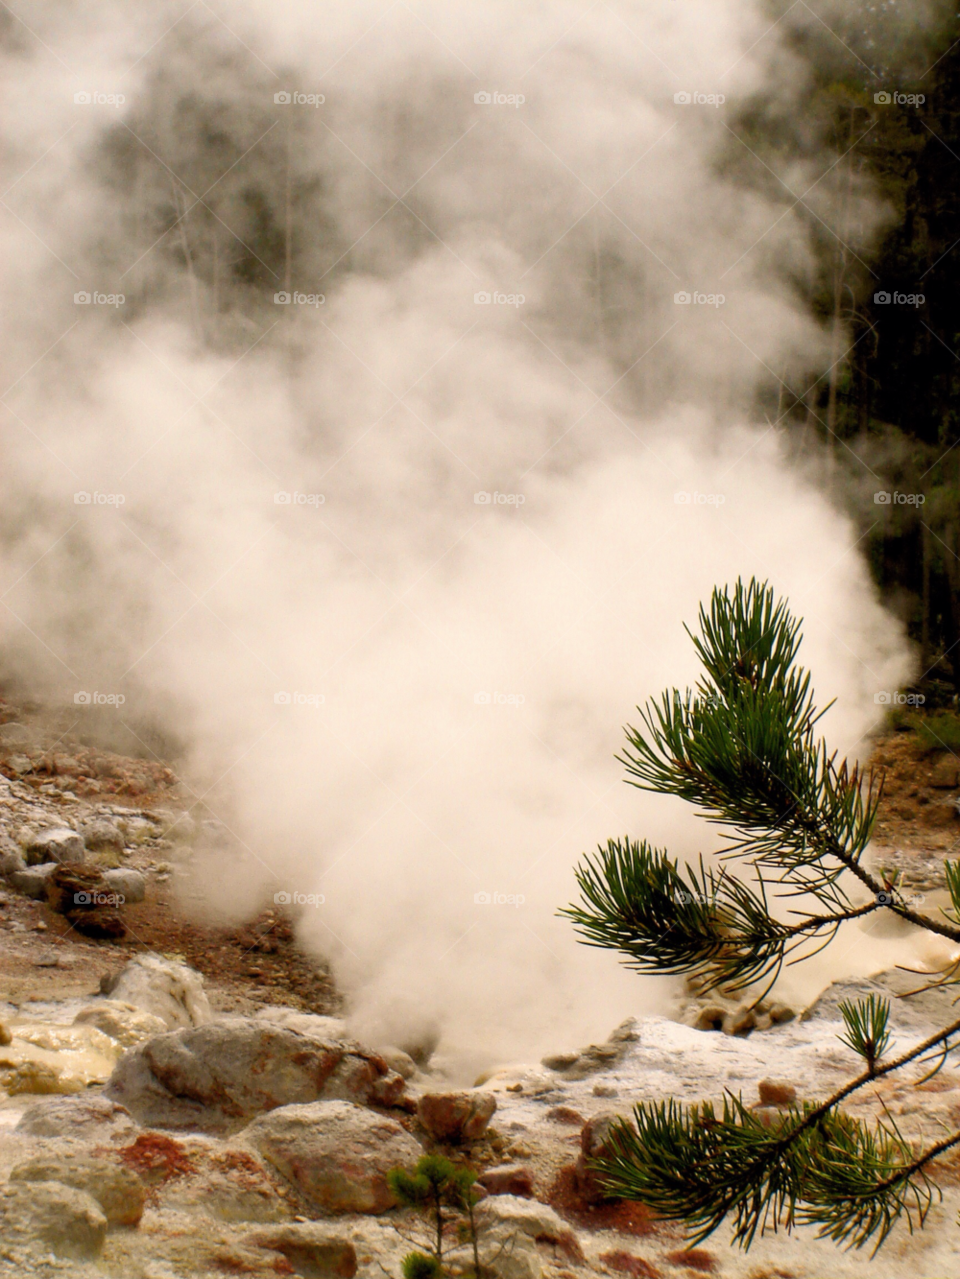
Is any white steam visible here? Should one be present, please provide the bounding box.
[0,0,917,1071]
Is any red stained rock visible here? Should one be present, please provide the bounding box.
[416,1091,497,1143]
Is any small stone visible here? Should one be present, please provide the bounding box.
[757,1079,797,1108]
[81,819,125,858]
[0,1019,11,1046]
[694,1006,727,1032]
[767,1002,796,1025]
[478,1164,535,1198]
[574,1112,623,1204]
[546,1106,584,1125]
[592,1083,618,1098]
[417,1091,497,1143]
[542,1052,581,1071]
[378,1046,417,1079]
[723,1006,756,1036]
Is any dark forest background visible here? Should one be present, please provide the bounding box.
[740,2,960,701]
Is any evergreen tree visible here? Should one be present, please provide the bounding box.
[563,578,960,1252]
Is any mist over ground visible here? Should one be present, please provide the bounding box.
[0,0,930,1072]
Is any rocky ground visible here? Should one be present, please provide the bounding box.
[3,692,960,1279]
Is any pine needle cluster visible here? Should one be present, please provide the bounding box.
[562,578,960,1253]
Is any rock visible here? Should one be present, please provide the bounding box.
[449,1226,542,1279]
[694,1005,727,1032]
[802,968,956,1036]
[723,1006,756,1036]
[243,1100,423,1214]
[152,1140,292,1224]
[9,862,58,899]
[105,1017,406,1133]
[475,1193,571,1243]
[149,809,197,842]
[102,952,213,1028]
[46,863,125,938]
[417,1091,497,1143]
[0,1019,11,1046]
[542,1018,640,1079]
[10,1154,146,1227]
[7,753,33,774]
[25,826,85,865]
[246,1223,357,1277]
[757,1079,797,1108]
[254,1005,348,1039]
[0,1180,107,1259]
[73,999,168,1047]
[0,840,25,877]
[0,721,30,743]
[14,1094,140,1143]
[478,1164,535,1197]
[574,1112,623,1203]
[81,818,125,859]
[378,1046,418,1079]
[930,756,960,788]
[767,1002,796,1025]
[102,867,147,902]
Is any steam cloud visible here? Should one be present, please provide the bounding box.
[0,1,921,1071]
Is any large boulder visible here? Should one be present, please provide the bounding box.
[24,826,85,865]
[10,1153,146,1227]
[14,1094,139,1143]
[102,867,147,902]
[102,953,213,1028]
[417,1091,497,1143]
[243,1100,422,1214]
[0,1181,107,1260]
[73,999,168,1048]
[80,817,125,859]
[45,863,125,938]
[105,1017,407,1133]
[147,1137,292,1224]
